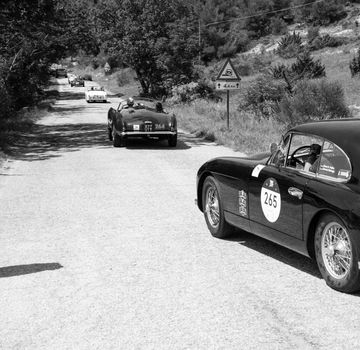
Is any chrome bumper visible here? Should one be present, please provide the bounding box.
[120,131,177,136]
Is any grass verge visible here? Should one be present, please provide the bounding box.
[169,100,284,154]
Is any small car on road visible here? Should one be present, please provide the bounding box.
[107,97,177,147]
[55,67,67,78]
[67,73,76,85]
[85,86,107,103]
[70,76,85,87]
[196,119,360,293]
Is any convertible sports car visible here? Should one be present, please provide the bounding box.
[70,76,85,87]
[196,119,360,293]
[107,97,177,147]
[85,86,107,103]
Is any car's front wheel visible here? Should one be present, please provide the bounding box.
[315,213,360,293]
[168,134,177,147]
[202,176,232,239]
[112,128,125,147]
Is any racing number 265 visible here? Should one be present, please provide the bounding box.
[264,191,277,208]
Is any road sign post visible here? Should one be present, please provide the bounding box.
[227,90,230,129]
[215,58,241,129]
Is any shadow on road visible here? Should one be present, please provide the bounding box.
[225,230,322,279]
[225,231,360,295]
[57,92,85,101]
[8,123,110,162]
[0,263,63,278]
[49,105,86,114]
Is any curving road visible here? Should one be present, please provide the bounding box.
[1,79,360,349]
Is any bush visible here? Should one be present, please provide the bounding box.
[233,54,273,77]
[241,75,286,118]
[350,49,360,77]
[309,0,347,25]
[272,51,326,81]
[271,63,289,79]
[270,17,288,35]
[83,74,92,81]
[279,79,350,126]
[107,55,124,69]
[116,68,135,86]
[276,32,303,58]
[308,34,345,51]
[169,81,220,103]
[290,51,326,80]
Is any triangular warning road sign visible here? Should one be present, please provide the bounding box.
[216,58,241,81]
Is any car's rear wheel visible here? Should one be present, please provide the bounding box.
[168,134,177,147]
[315,213,360,293]
[202,176,232,239]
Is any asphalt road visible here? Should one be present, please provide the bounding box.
[1,79,360,350]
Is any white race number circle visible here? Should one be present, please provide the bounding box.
[261,177,281,223]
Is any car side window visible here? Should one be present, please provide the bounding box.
[317,141,351,182]
[285,134,323,173]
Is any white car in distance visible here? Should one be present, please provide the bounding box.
[85,86,107,103]
[67,73,76,85]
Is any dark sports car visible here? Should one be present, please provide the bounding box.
[107,97,177,147]
[70,76,85,87]
[196,119,360,293]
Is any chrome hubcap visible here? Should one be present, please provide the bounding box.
[321,222,352,279]
[205,186,220,228]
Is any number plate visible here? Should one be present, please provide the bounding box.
[133,125,139,131]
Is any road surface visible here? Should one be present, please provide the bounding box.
[1,79,360,349]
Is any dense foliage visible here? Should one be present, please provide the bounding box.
[0,0,353,120]
[276,32,303,58]
[0,0,95,117]
[279,79,349,126]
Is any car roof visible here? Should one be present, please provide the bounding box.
[290,119,360,149]
[290,119,360,178]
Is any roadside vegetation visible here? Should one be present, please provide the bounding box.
[2,0,360,155]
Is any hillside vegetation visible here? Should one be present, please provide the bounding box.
[2,0,360,153]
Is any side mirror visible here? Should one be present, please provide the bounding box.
[270,142,278,154]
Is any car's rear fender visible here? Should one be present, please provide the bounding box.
[196,157,257,212]
[197,170,212,212]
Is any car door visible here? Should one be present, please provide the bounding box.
[248,133,323,240]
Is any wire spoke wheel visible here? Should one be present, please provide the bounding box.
[321,222,352,280]
[202,176,233,239]
[205,186,220,228]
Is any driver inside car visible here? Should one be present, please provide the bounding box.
[304,143,321,172]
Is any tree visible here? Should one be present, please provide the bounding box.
[0,0,70,110]
[104,0,199,96]
[294,0,346,25]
